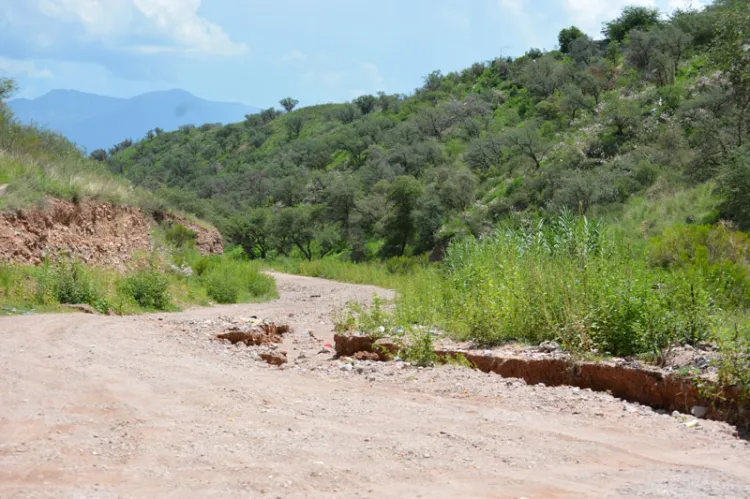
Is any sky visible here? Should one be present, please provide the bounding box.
[0,0,706,107]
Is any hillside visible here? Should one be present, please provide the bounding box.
[0,81,275,315]
[106,2,747,264]
[9,89,260,153]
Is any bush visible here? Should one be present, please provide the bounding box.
[119,268,171,310]
[165,223,197,248]
[43,258,100,306]
[202,258,276,304]
[392,214,733,358]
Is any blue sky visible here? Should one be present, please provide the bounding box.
[0,0,704,107]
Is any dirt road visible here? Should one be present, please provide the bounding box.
[1,273,747,498]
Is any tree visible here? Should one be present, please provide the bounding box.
[519,54,567,98]
[273,205,318,261]
[354,94,377,115]
[89,149,108,162]
[379,176,423,257]
[284,113,306,139]
[331,104,360,124]
[0,77,17,102]
[559,26,585,54]
[260,107,281,124]
[279,97,299,113]
[334,127,371,168]
[711,0,750,147]
[718,149,750,230]
[560,84,593,121]
[228,208,271,259]
[502,121,554,170]
[569,36,600,65]
[421,70,444,92]
[603,6,661,42]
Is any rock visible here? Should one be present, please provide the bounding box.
[373,337,400,360]
[0,184,8,197]
[353,351,380,361]
[334,334,376,357]
[64,304,99,314]
[691,406,709,419]
[340,363,353,372]
[260,352,287,366]
[539,341,561,353]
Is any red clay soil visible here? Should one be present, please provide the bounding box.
[217,323,292,346]
[0,199,223,268]
[336,333,746,428]
[437,351,748,429]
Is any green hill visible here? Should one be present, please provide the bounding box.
[107,1,748,263]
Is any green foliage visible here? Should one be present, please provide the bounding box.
[42,258,101,307]
[201,257,276,304]
[558,26,585,54]
[119,267,171,311]
[603,6,661,42]
[164,223,197,248]
[280,97,299,113]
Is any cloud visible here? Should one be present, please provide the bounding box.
[33,0,247,56]
[281,49,306,62]
[132,0,247,55]
[0,56,54,79]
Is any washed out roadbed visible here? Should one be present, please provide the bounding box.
[0,272,748,498]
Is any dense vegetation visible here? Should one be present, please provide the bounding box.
[0,79,276,314]
[108,1,750,263]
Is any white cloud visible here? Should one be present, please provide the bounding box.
[281,50,306,62]
[0,56,54,79]
[132,0,247,55]
[35,0,247,56]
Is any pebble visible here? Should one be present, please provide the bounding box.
[340,364,353,372]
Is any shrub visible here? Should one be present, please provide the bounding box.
[202,259,276,304]
[119,268,171,310]
[43,258,100,306]
[165,223,197,248]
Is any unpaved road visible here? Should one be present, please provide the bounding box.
[0,273,747,498]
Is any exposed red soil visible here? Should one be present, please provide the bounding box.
[0,199,223,268]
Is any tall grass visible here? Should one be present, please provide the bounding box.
[269,255,426,290]
[393,213,750,359]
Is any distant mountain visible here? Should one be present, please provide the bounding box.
[8,89,260,152]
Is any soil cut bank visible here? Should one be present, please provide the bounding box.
[0,199,223,268]
[0,272,747,498]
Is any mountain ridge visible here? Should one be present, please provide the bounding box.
[8,89,260,152]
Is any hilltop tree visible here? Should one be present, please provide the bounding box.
[89,149,108,162]
[354,94,377,115]
[559,26,585,54]
[603,6,661,42]
[279,97,299,113]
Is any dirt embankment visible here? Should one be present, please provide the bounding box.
[0,199,223,268]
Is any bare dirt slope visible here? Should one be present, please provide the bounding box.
[0,272,747,498]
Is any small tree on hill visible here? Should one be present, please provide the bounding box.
[558,26,585,54]
[279,97,299,113]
